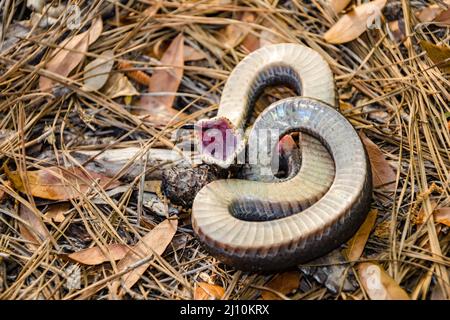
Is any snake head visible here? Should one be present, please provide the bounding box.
[196,116,243,168]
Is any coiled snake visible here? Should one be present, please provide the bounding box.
[192,44,372,271]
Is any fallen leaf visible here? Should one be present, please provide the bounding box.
[434,207,450,226]
[43,203,70,223]
[242,32,260,53]
[420,40,450,73]
[358,263,410,300]
[359,132,396,190]
[324,0,387,44]
[415,5,443,22]
[259,29,284,47]
[68,244,129,265]
[330,0,352,13]
[339,100,354,113]
[19,204,50,249]
[184,45,207,61]
[345,209,378,261]
[39,18,103,92]
[415,203,450,227]
[139,33,185,120]
[388,19,406,43]
[261,271,300,300]
[7,166,120,200]
[435,8,450,23]
[413,201,437,225]
[110,219,178,297]
[194,282,225,300]
[102,73,139,99]
[219,12,255,49]
[81,50,115,92]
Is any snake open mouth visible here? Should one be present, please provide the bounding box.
[196,117,242,167]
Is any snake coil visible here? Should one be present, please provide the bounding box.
[193,44,372,271]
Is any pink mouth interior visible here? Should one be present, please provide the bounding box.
[199,118,238,162]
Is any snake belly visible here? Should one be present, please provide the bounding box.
[192,44,372,271]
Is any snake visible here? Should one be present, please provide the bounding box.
[192,44,372,271]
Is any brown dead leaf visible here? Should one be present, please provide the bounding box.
[39,18,103,92]
[111,218,178,297]
[415,5,443,22]
[345,209,378,261]
[414,201,437,225]
[19,204,50,249]
[194,282,225,300]
[81,50,115,92]
[415,202,450,227]
[220,12,255,49]
[261,271,300,300]
[102,73,139,99]
[330,0,352,13]
[360,132,396,190]
[434,208,450,227]
[150,40,206,62]
[259,29,284,48]
[139,33,184,119]
[68,244,129,265]
[435,8,450,23]
[7,166,120,200]
[184,45,207,61]
[43,203,70,223]
[324,0,387,44]
[420,40,450,73]
[242,33,260,53]
[358,263,410,300]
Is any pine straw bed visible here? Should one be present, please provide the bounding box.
[0,0,449,300]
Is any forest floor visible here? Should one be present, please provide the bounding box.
[0,0,449,300]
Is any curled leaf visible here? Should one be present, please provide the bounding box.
[219,12,255,49]
[81,50,115,92]
[324,0,387,44]
[43,203,70,223]
[358,263,410,300]
[102,73,139,99]
[184,45,207,61]
[434,208,450,227]
[415,5,444,23]
[194,282,225,300]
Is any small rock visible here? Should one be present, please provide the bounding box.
[162,164,227,208]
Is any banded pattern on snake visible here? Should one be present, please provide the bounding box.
[192,44,372,271]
